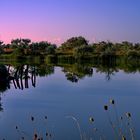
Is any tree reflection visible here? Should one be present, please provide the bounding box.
[0,64,10,112]
[0,64,54,92]
[0,58,140,88]
[35,64,54,77]
[0,98,3,111]
[7,65,36,90]
[1,60,140,114]
[59,58,140,82]
[61,64,93,82]
[7,64,54,90]
[0,64,55,112]
[95,60,118,81]
[0,65,10,92]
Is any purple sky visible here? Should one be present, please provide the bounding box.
[0,0,140,45]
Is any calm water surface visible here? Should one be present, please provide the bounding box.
[0,64,140,140]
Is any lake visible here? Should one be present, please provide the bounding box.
[0,62,140,140]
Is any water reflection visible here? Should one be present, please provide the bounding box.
[7,65,37,90]
[95,64,119,81]
[0,62,120,112]
[0,64,10,111]
[0,65,10,92]
[0,60,140,139]
[0,64,54,90]
[0,60,140,91]
[62,64,93,82]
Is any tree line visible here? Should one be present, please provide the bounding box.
[0,37,140,59]
[0,38,56,56]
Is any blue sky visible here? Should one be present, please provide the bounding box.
[0,0,140,44]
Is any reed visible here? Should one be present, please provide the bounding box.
[11,99,135,140]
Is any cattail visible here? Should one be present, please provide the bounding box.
[122,135,126,140]
[46,132,48,137]
[89,117,94,123]
[34,133,38,139]
[45,116,47,120]
[31,116,34,121]
[104,105,108,111]
[110,99,115,105]
[16,126,18,130]
[126,112,131,118]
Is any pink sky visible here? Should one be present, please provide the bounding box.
[1,0,140,45]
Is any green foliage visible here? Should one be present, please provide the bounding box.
[61,36,88,49]
[46,45,56,54]
[38,41,50,51]
[11,38,30,49]
[127,50,140,58]
[29,42,56,55]
[74,45,93,57]
[1,37,140,60]
[13,48,25,56]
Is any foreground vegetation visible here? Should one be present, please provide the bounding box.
[0,37,140,61]
[0,99,135,140]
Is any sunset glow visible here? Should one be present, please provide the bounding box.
[0,0,140,45]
